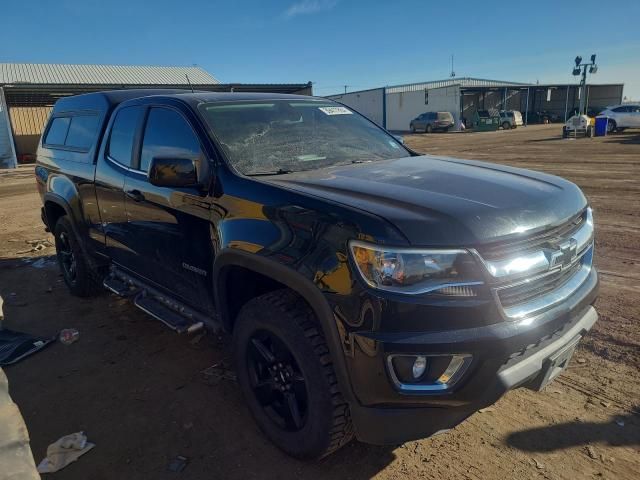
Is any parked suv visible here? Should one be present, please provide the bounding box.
[499,110,523,129]
[598,104,640,133]
[410,111,454,133]
[36,90,598,459]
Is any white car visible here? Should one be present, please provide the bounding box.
[598,104,640,133]
[499,110,523,129]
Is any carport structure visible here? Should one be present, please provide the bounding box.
[329,77,624,132]
[460,83,625,126]
[0,63,312,168]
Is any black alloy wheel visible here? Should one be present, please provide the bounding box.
[57,230,77,282]
[247,329,308,432]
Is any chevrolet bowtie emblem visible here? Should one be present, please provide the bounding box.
[549,238,578,270]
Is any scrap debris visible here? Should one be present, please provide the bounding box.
[0,295,54,366]
[37,432,95,474]
[202,359,236,383]
[16,239,53,255]
[168,455,189,473]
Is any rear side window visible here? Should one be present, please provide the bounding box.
[65,115,100,150]
[612,106,629,113]
[140,108,202,173]
[44,117,71,145]
[107,106,143,167]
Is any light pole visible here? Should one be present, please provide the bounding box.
[572,54,598,115]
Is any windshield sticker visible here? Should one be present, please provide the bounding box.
[319,106,353,116]
[388,140,400,149]
[297,154,327,162]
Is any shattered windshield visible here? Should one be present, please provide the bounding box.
[198,100,409,175]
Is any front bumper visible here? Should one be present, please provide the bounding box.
[344,266,598,445]
[350,304,597,445]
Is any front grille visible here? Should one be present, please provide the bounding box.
[497,260,582,308]
[479,210,586,261]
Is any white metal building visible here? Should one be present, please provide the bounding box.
[327,77,624,132]
[0,63,312,168]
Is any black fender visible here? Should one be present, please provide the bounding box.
[43,192,79,233]
[42,192,94,261]
[213,248,357,405]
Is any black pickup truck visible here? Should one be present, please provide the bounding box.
[35,90,598,459]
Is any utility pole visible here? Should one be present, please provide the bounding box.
[572,54,598,115]
[343,85,349,94]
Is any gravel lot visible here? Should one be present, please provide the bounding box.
[0,124,638,479]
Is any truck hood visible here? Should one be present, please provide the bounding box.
[261,155,587,246]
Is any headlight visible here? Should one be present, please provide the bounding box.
[349,240,483,296]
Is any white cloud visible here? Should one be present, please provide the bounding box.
[284,0,338,18]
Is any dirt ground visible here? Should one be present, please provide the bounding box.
[0,125,638,479]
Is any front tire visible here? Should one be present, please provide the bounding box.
[606,120,617,133]
[425,124,433,133]
[233,290,353,459]
[54,216,103,297]
[410,124,416,133]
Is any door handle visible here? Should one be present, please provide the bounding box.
[125,189,145,202]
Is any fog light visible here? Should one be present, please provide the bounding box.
[388,354,472,392]
[412,356,427,379]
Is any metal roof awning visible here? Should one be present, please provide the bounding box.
[0,63,220,86]
[1,83,313,107]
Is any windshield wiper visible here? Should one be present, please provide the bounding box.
[245,168,294,176]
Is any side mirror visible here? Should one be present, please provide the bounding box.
[393,135,404,144]
[148,157,199,188]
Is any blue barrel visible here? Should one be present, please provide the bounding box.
[595,117,608,136]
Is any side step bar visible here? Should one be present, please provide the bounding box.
[104,275,140,297]
[134,294,203,334]
[104,268,218,334]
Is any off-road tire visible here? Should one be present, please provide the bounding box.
[233,289,354,459]
[54,216,104,297]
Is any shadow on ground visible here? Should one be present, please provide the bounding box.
[506,412,640,452]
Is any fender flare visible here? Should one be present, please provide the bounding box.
[43,192,77,231]
[213,248,357,404]
[42,193,91,257]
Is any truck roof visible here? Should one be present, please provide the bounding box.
[51,89,194,114]
[52,90,320,114]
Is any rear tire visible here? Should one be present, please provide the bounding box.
[502,121,510,130]
[54,216,104,297]
[233,290,353,459]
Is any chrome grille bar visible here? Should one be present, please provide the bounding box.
[482,208,593,281]
[475,208,595,320]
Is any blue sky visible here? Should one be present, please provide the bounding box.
[2,0,639,99]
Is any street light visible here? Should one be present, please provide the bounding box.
[572,54,598,115]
